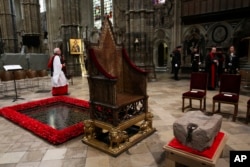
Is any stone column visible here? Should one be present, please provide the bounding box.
[60,0,82,76]
[0,0,18,52]
[124,0,155,80]
[21,0,41,53]
[125,0,154,66]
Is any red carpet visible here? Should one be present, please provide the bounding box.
[0,96,89,145]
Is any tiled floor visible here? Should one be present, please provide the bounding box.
[0,72,249,167]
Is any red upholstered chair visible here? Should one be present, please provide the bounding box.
[182,72,208,112]
[212,74,241,121]
[247,99,250,124]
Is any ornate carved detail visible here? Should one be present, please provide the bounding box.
[139,112,154,134]
[92,99,146,125]
[154,0,174,28]
[83,120,96,140]
[109,128,129,149]
[119,99,145,121]
[92,105,113,124]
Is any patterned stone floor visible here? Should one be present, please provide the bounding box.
[0,72,249,167]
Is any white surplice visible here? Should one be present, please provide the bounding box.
[51,55,68,96]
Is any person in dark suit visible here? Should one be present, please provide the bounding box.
[172,45,182,80]
[191,47,200,72]
[224,45,239,74]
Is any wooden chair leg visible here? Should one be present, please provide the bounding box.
[218,103,221,112]
[212,101,215,113]
[199,99,202,111]
[189,99,192,108]
[232,104,238,122]
[203,98,206,111]
[182,97,185,112]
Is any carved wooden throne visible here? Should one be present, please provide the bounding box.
[82,18,155,156]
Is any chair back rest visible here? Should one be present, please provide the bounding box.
[88,18,124,92]
[14,70,27,80]
[219,74,241,94]
[26,70,38,78]
[37,69,48,77]
[0,71,13,81]
[190,72,208,91]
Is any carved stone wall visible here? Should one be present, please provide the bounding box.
[182,19,250,68]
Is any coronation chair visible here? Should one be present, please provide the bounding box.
[182,72,208,112]
[212,74,241,121]
[82,17,155,156]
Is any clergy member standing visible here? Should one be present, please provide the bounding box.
[205,47,218,90]
[51,47,69,96]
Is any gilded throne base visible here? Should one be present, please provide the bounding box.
[82,111,156,156]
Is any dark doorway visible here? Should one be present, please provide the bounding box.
[158,43,164,66]
[238,38,249,58]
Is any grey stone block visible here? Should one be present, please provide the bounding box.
[173,111,222,151]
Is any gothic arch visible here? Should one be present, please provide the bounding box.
[153,29,171,68]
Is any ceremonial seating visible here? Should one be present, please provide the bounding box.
[26,69,39,91]
[37,69,50,90]
[82,17,155,156]
[0,70,14,94]
[182,72,208,112]
[14,70,27,93]
[212,74,241,121]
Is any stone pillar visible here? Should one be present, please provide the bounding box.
[0,0,18,52]
[126,0,154,67]
[125,0,155,81]
[21,0,42,53]
[60,0,82,76]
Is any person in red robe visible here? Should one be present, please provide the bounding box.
[51,48,69,96]
[205,47,219,90]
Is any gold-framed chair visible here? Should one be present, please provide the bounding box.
[82,17,155,156]
[182,72,208,112]
[212,74,241,121]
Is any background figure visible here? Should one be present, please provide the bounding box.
[225,45,239,74]
[216,49,224,80]
[205,47,218,90]
[51,48,69,96]
[170,51,174,74]
[172,45,182,80]
[191,47,200,72]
